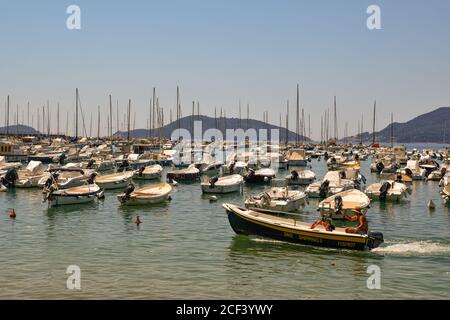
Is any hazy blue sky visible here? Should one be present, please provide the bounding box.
[1,0,449,139]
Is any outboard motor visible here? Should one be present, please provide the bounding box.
[324,152,329,159]
[138,166,145,177]
[319,180,330,198]
[87,172,97,184]
[121,183,135,201]
[440,167,447,178]
[209,176,219,188]
[404,168,413,177]
[44,172,59,190]
[117,160,130,172]
[86,159,95,169]
[3,168,18,188]
[395,173,402,182]
[229,162,235,174]
[379,181,391,201]
[291,170,299,180]
[334,195,343,214]
[367,231,384,249]
[58,153,66,165]
[376,161,384,174]
[354,154,359,161]
[339,171,346,179]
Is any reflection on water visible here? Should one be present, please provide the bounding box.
[1,159,450,299]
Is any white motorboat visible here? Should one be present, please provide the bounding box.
[44,184,103,207]
[133,164,163,180]
[287,149,308,167]
[201,174,244,194]
[16,161,46,188]
[117,182,172,205]
[167,164,200,182]
[94,171,134,190]
[0,156,21,171]
[402,160,426,180]
[244,168,276,183]
[245,187,308,212]
[82,157,115,172]
[318,189,371,219]
[222,161,247,175]
[285,169,316,185]
[365,180,410,201]
[305,171,354,198]
[441,185,450,204]
[38,167,94,189]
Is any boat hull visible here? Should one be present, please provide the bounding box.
[224,206,369,250]
[201,183,242,194]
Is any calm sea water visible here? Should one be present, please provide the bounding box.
[1,157,449,299]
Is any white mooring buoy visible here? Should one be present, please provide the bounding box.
[209,195,218,202]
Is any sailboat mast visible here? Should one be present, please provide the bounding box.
[57,103,60,136]
[390,112,394,148]
[6,95,9,137]
[372,100,376,146]
[109,95,113,140]
[296,84,299,146]
[75,88,79,140]
[127,99,131,142]
[285,100,289,145]
[97,105,100,141]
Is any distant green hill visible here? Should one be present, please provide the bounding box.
[0,124,40,135]
[350,107,450,144]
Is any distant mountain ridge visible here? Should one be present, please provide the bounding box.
[114,115,311,142]
[348,107,450,144]
[0,124,40,135]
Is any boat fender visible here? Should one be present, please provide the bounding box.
[291,170,299,180]
[86,159,95,169]
[135,215,142,225]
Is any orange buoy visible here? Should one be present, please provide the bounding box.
[135,215,141,225]
[9,209,16,219]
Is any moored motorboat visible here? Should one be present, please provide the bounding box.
[287,149,308,167]
[93,171,134,190]
[285,169,316,186]
[16,161,45,188]
[441,185,450,204]
[44,184,103,207]
[223,203,384,250]
[38,167,94,189]
[305,171,354,198]
[245,187,308,212]
[133,164,163,180]
[166,164,200,182]
[117,182,172,205]
[243,168,276,183]
[365,180,410,201]
[318,189,371,219]
[201,174,243,194]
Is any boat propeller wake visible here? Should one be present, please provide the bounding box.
[372,240,450,256]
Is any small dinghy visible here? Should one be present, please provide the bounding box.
[16,161,46,188]
[201,174,244,194]
[44,184,102,207]
[318,189,371,219]
[38,167,94,189]
[386,172,413,184]
[441,185,450,204]
[166,164,200,182]
[223,203,384,250]
[306,171,354,198]
[287,149,308,167]
[117,182,172,205]
[222,161,247,175]
[285,170,316,186]
[133,164,163,180]
[93,171,134,190]
[244,168,276,183]
[365,180,410,201]
[245,187,308,212]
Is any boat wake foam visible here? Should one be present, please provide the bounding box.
[372,241,450,256]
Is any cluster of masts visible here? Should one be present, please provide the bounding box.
[3,84,393,146]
